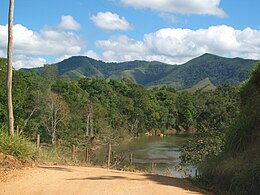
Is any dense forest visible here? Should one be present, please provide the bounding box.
[1,57,239,146]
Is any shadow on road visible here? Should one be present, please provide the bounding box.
[67,176,132,181]
[143,174,211,194]
[66,172,212,194]
[40,166,73,172]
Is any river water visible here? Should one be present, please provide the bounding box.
[94,135,196,178]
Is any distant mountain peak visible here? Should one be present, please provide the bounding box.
[21,54,258,90]
[200,53,214,57]
[195,53,221,59]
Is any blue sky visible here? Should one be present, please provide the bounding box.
[0,0,260,69]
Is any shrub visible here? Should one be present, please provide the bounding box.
[225,116,255,153]
[0,131,38,160]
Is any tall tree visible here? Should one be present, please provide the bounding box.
[6,0,15,135]
[42,92,69,145]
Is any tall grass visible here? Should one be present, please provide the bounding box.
[0,131,38,160]
[225,116,255,153]
[38,146,76,164]
[196,153,260,194]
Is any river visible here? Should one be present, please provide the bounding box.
[94,135,196,178]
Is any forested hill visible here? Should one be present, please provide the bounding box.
[23,53,258,89]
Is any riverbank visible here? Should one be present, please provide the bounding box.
[0,165,211,195]
[93,135,192,178]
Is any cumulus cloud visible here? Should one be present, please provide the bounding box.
[91,11,132,31]
[94,25,260,64]
[95,35,148,61]
[121,0,226,17]
[13,55,47,69]
[58,15,81,30]
[0,16,86,69]
[85,50,100,60]
[54,55,75,64]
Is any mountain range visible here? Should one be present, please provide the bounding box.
[23,53,258,90]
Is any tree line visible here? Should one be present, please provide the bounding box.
[0,60,240,148]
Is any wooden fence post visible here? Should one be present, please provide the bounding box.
[85,148,89,163]
[151,162,155,171]
[107,143,112,169]
[129,153,133,165]
[72,145,76,161]
[36,134,40,148]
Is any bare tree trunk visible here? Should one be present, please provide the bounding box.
[89,104,94,137]
[90,112,94,137]
[86,114,90,137]
[52,103,58,145]
[6,0,15,136]
[19,107,37,135]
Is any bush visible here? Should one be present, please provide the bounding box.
[225,116,255,153]
[0,131,38,160]
[180,124,225,164]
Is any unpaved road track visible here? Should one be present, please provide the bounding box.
[0,165,210,195]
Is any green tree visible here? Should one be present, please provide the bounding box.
[0,59,7,130]
[181,85,239,164]
[176,92,196,129]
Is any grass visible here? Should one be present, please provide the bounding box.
[38,146,74,164]
[0,131,38,161]
[0,132,76,165]
[121,165,139,172]
[194,154,260,194]
[225,116,255,153]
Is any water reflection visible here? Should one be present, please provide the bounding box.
[95,135,196,178]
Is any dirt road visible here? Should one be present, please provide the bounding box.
[0,165,209,195]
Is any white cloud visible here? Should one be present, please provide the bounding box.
[0,16,87,69]
[54,55,75,63]
[121,0,226,17]
[91,11,132,31]
[13,55,46,69]
[58,15,81,30]
[85,50,100,60]
[96,35,148,61]
[94,25,260,64]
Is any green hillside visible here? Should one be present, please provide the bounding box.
[152,53,257,88]
[22,53,258,89]
[185,77,216,92]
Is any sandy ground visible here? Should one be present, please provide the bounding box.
[0,165,211,195]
